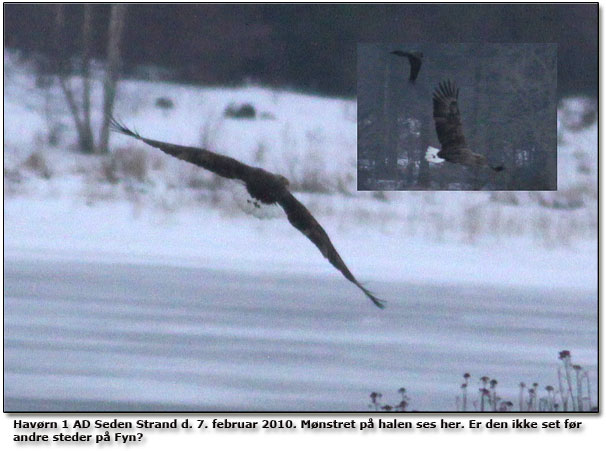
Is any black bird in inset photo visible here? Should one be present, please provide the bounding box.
[390,50,423,83]
[109,117,385,308]
[427,80,505,172]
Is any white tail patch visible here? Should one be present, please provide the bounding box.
[230,182,284,220]
[425,146,445,163]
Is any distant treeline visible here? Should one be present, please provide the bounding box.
[4,3,597,97]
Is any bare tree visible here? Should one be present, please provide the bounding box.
[54,4,127,154]
[98,4,128,154]
[80,4,94,151]
[54,4,94,153]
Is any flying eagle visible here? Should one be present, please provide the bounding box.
[390,50,423,83]
[109,118,384,308]
[428,80,504,172]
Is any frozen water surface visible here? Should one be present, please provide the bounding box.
[4,258,596,412]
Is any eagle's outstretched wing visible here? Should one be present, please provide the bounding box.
[278,192,385,309]
[110,117,385,308]
[390,50,423,82]
[431,82,505,172]
[432,80,467,152]
[110,117,250,181]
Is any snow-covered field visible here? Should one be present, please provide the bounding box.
[2,51,598,411]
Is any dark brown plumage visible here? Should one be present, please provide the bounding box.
[390,50,423,82]
[109,117,384,308]
[431,80,504,172]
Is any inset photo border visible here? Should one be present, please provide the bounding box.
[357,43,557,191]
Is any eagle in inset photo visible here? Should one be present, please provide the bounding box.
[109,118,385,308]
[432,80,505,172]
[390,50,423,83]
[428,80,504,172]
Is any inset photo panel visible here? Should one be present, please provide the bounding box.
[357,43,557,191]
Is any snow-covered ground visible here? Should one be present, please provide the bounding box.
[3,51,598,286]
[2,51,598,411]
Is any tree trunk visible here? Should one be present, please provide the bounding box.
[98,4,127,154]
[54,5,87,152]
[80,4,94,152]
[54,4,96,153]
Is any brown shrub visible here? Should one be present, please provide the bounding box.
[101,146,149,184]
[23,151,52,179]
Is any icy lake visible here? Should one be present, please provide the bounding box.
[4,257,597,412]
